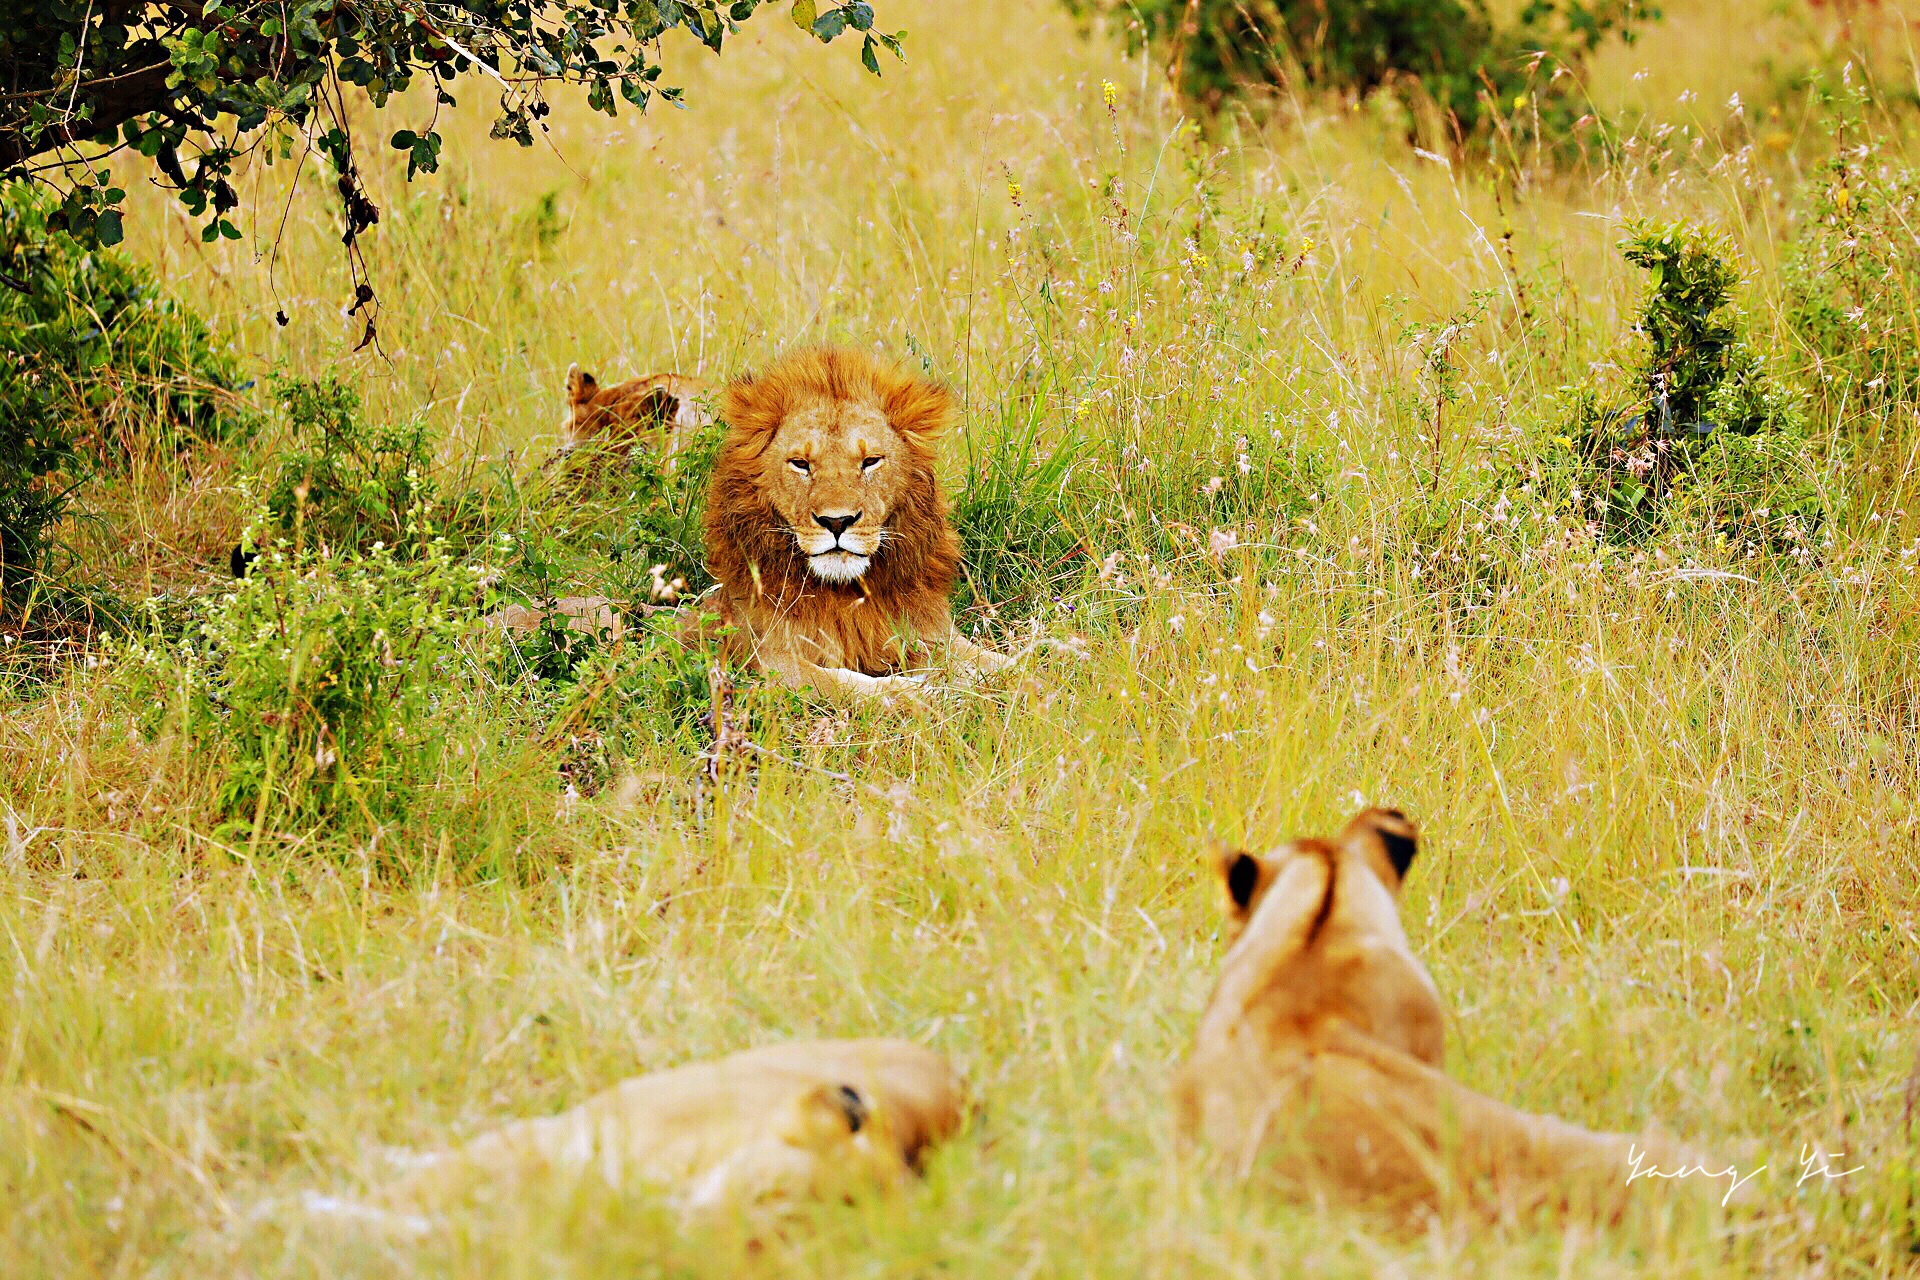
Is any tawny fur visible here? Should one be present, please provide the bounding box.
[388,1038,966,1214]
[703,347,1009,700]
[560,365,715,459]
[1172,808,1715,1220]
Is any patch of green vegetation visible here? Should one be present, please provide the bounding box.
[1555,221,1824,552]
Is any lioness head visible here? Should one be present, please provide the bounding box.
[1195,807,1444,1068]
[559,365,712,453]
[713,348,952,586]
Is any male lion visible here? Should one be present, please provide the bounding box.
[702,347,1010,699]
[1172,808,1718,1219]
[384,1038,966,1216]
[559,364,715,460]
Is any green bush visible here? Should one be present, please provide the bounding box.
[119,538,489,837]
[0,343,76,604]
[1066,0,1654,146]
[242,372,503,563]
[1556,221,1822,549]
[0,184,254,457]
[599,415,725,601]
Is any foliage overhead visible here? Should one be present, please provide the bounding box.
[1,1,897,333]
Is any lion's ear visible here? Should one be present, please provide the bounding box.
[1340,807,1419,890]
[1210,840,1273,926]
[566,364,597,404]
[882,371,956,441]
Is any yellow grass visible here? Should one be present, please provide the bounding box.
[4,1,1919,1275]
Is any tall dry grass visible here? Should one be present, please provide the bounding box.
[3,1,1918,1275]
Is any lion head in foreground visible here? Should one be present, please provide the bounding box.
[702,348,975,695]
[1173,807,1716,1219]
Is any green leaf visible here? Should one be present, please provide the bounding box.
[791,0,816,30]
[96,210,124,246]
[812,8,845,40]
[860,33,878,75]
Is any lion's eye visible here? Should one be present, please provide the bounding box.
[788,458,811,475]
[862,455,884,471]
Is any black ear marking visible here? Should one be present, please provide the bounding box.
[1380,828,1417,881]
[1226,852,1261,912]
[833,1084,868,1134]
[640,386,678,428]
[229,544,255,578]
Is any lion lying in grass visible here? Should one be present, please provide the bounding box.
[702,347,1015,700]
[1172,808,1718,1219]
[558,364,715,461]
[379,1038,965,1217]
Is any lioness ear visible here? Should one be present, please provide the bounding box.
[565,364,597,403]
[1341,807,1419,889]
[1211,841,1271,921]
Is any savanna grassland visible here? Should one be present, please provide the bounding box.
[4,0,1920,1275]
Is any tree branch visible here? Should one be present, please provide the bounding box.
[0,55,175,169]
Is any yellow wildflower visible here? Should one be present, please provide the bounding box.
[1101,79,1118,109]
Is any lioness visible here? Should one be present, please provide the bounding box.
[703,347,1011,699]
[388,1038,965,1214]
[559,364,715,459]
[1172,808,1713,1219]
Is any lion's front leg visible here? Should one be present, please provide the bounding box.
[760,651,928,703]
[944,633,1015,676]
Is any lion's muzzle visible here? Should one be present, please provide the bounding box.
[800,509,877,580]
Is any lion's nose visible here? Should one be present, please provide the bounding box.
[814,512,861,539]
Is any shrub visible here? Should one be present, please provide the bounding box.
[538,613,729,771]
[1556,221,1823,549]
[119,537,489,838]
[243,372,502,562]
[0,183,254,457]
[0,342,77,605]
[1066,0,1655,147]
[599,415,725,601]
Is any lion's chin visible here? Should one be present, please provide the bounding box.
[807,550,871,583]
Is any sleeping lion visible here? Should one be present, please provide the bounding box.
[558,364,716,461]
[382,1038,966,1217]
[703,347,1012,699]
[1172,807,1721,1219]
